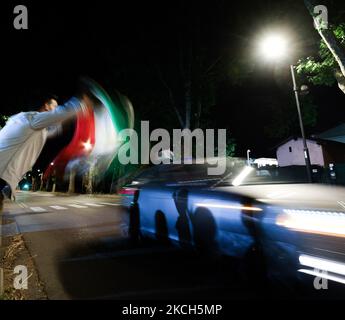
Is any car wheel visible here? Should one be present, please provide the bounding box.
[155,211,170,244]
[128,202,140,243]
[192,208,218,257]
[241,245,269,288]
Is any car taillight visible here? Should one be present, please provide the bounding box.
[119,187,138,196]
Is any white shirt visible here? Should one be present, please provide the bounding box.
[0,97,82,198]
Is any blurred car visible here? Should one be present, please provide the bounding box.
[118,166,159,208]
[18,179,32,191]
[123,158,345,291]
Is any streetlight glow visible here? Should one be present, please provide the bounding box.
[255,30,313,182]
[258,33,288,61]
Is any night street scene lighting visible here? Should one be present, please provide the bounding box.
[257,32,313,182]
[1,0,345,313]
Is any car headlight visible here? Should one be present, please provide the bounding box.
[276,209,345,237]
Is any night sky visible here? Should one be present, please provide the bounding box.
[2,0,345,164]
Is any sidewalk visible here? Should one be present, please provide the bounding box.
[0,207,5,296]
[0,203,47,300]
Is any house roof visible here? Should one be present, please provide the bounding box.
[273,136,311,149]
[273,135,345,150]
[316,123,345,144]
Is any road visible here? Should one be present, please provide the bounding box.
[1,191,265,300]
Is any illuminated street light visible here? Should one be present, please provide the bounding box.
[258,34,288,61]
[258,32,312,182]
[50,162,54,166]
[246,149,251,166]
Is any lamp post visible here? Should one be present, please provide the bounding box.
[258,33,313,182]
[290,64,313,182]
[247,149,251,166]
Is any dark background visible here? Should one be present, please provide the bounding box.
[1,0,345,163]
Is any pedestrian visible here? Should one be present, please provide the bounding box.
[0,94,95,210]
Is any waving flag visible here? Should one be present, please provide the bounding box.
[44,79,134,184]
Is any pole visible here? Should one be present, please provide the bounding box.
[290,65,313,183]
[247,149,251,166]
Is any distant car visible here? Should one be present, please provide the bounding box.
[18,179,31,191]
[118,166,160,208]
[123,159,345,290]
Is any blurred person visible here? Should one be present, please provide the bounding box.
[0,94,95,210]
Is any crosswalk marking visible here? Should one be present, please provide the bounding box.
[18,202,29,209]
[338,201,345,210]
[83,203,105,207]
[68,204,88,209]
[15,202,120,212]
[99,202,121,206]
[30,207,46,212]
[50,206,68,210]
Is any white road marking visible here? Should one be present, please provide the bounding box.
[50,206,68,210]
[30,207,47,212]
[338,201,345,210]
[68,204,88,209]
[99,202,121,206]
[82,203,104,207]
[15,200,122,212]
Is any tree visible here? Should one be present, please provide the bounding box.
[298,0,345,94]
[153,2,226,131]
[0,115,8,129]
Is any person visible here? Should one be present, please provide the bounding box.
[0,94,95,210]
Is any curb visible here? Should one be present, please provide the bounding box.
[0,209,4,296]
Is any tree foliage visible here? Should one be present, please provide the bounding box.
[297,23,345,87]
[0,115,8,129]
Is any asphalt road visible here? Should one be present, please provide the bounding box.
[2,191,268,300]
[3,191,345,300]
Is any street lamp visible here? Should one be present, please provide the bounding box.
[258,33,313,182]
[247,149,251,166]
[258,34,289,61]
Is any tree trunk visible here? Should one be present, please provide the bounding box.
[304,0,345,80]
[85,165,94,194]
[195,97,202,129]
[318,29,345,79]
[68,166,76,193]
[184,81,192,129]
[155,65,185,128]
[335,70,345,94]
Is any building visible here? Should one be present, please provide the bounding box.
[275,136,345,168]
[253,158,278,168]
[315,123,345,144]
